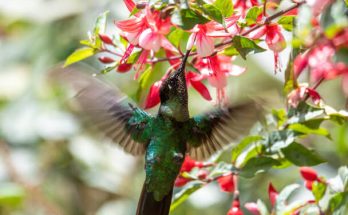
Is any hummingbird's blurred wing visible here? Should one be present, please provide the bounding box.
[53,65,152,156]
[187,102,262,160]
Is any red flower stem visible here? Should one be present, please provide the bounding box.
[101,48,123,57]
[150,2,305,64]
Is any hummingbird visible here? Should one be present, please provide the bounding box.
[59,50,261,215]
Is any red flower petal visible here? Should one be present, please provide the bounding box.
[300,167,319,182]
[144,81,161,109]
[98,56,115,64]
[268,183,278,206]
[99,34,113,45]
[217,174,235,193]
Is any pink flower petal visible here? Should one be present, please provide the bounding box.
[227,65,246,76]
[115,17,145,33]
[124,0,135,12]
[186,33,197,51]
[139,28,162,51]
[196,33,215,57]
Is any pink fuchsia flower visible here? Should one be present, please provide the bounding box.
[295,44,348,82]
[287,84,321,107]
[194,55,246,105]
[144,79,162,109]
[187,16,240,57]
[268,183,278,207]
[248,23,286,73]
[217,173,236,193]
[115,2,176,52]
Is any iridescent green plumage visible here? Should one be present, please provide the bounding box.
[60,51,262,215]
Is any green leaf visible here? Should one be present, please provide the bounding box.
[168,28,185,48]
[276,184,300,213]
[231,136,263,163]
[232,36,266,59]
[288,123,330,138]
[327,192,348,213]
[281,142,325,166]
[213,0,234,18]
[171,9,209,30]
[136,67,153,102]
[170,181,205,211]
[287,102,324,124]
[64,47,96,67]
[239,157,281,178]
[202,4,224,24]
[127,51,142,64]
[312,181,327,202]
[223,46,239,56]
[245,6,263,26]
[267,130,295,152]
[278,16,295,31]
[272,109,287,128]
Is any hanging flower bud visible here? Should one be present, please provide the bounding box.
[300,167,319,182]
[117,63,133,73]
[144,80,162,109]
[268,183,278,206]
[99,34,114,45]
[98,56,115,64]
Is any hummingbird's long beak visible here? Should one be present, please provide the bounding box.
[172,49,191,77]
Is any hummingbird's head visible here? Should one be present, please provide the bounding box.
[158,51,190,121]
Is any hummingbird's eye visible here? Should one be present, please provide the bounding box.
[173,152,184,164]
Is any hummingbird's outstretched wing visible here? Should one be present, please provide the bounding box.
[53,65,152,156]
[187,102,262,160]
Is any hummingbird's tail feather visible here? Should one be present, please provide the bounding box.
[136,182,173,215]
